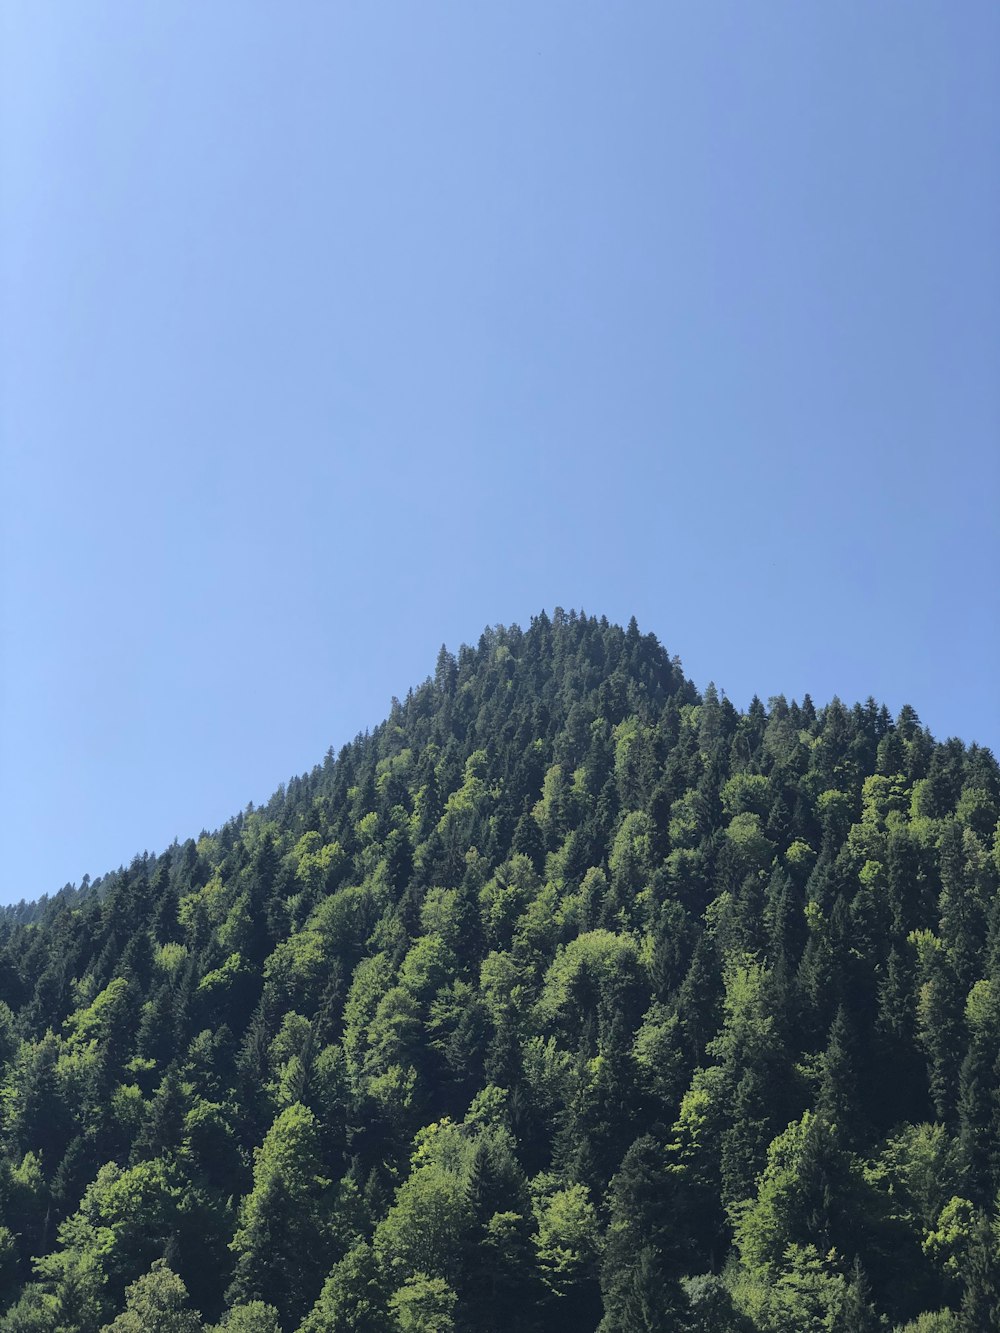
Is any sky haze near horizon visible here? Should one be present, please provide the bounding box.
[2,3,998,902]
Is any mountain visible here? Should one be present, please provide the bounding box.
[0,610,997,1332]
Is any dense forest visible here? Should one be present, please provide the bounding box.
[0,611,998,1332]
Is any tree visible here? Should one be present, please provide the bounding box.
[299,1242,392,1333]
[533,1183,602,1328]
[227,1103,329,1328]
[460,1135,538,1329]
[600,1135,690,1326]
[958,1211,1000,1333]
[680,1273,752,1332]
[733,1113,871,1282]
[206,1302,281,1333]
[388,1273,457,1333]
[374,1135,470,1291]
[816,1006,865,1145]
[100,1261,202,1333]
[131,1066,187,1162]
[913,941,964,1124]
[599,1245,688,1333]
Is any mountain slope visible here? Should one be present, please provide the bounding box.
[0,610,997,1332]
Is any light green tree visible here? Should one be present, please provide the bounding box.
[207,1302,281,1333]
[388,1273,457,1333]
[100,1261,202,1333]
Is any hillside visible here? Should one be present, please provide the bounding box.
[0,611,997,1332]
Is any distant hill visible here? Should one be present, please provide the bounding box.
[0,610,997,1331]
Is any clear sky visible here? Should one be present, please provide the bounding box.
[2,3,998,904]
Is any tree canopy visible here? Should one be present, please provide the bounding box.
[0,611,996,1330]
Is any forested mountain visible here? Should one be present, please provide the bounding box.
[0,611,998,1332]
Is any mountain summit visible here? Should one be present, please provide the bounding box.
[0,611,997,1331]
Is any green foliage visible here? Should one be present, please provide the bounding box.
[300,1241,392,1333]
[732,1111,873,1286]
[537,930,642,1039]
[227,1103,329,1326]
[533,1181,601,1301]
[100,1261,202,1333]
[207,1302,281,1333]
[724,814,775,873]
[893,1314,957,1333]
[721,775,772,819]
[374,1121,472,1288]
[0,613,993,1331]
[388,1273,457,1332]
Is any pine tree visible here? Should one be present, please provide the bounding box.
[959,1211,1000,1333]
[816,1007,865,1145]
[132,1066,187,1162]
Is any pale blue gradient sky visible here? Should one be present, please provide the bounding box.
[2,3,998,902]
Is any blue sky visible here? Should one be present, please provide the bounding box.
[2,3,998,903]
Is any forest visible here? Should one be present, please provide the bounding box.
[0,610,998,1331]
